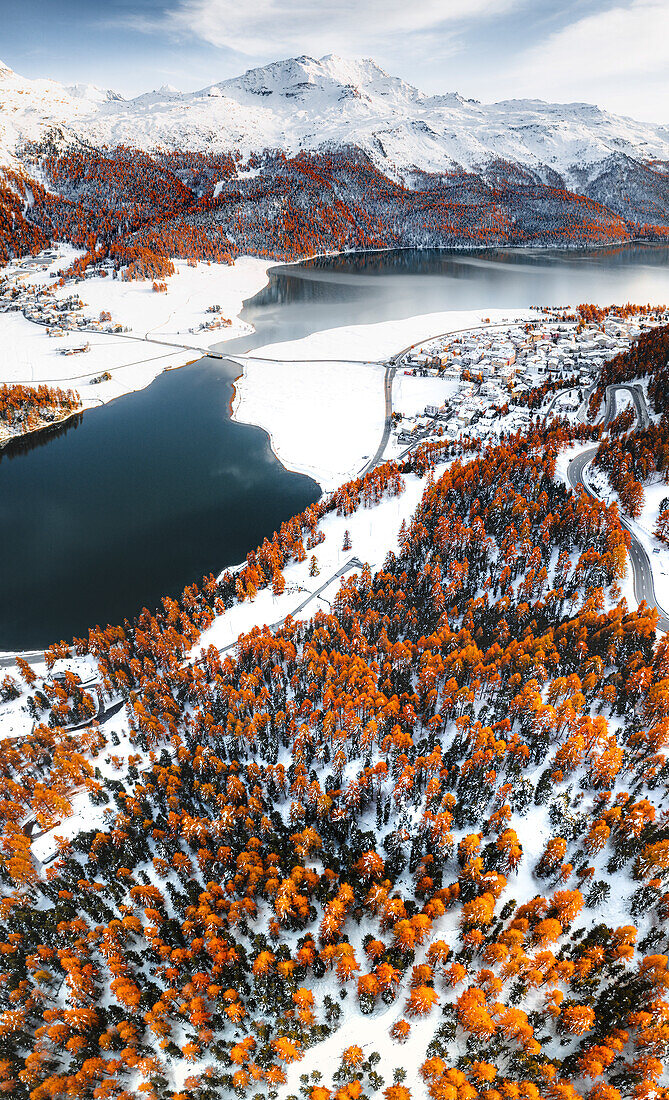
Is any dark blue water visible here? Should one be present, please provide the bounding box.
[2,244,669,648]
[0,359,318,648]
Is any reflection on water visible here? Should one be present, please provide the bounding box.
[218,244,669,357]
[0,413,83,461]
[0,359,318,649]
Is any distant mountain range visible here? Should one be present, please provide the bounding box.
[1,54,669,260]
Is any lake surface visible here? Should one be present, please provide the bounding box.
[0,362,319,648]
[217,244,669,356]
[2,244,669,649]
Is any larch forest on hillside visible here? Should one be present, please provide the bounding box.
[0,325,666,1099]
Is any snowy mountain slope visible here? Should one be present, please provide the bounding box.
[0,60,120,166]
[2,53,669,189]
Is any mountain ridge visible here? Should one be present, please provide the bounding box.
[2,53,669,190]
[2,53,669,265]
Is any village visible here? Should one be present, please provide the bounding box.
[389,309,668,449]
[0,245,258,401]
[0,253,238,341]
[0,252,129,349]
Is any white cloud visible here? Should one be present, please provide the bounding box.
[511,0,669,119]
[165,0,521,58]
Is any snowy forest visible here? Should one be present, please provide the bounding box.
[2,146,666,271]
[0,324,667,1100]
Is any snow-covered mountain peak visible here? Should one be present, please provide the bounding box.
[65,82,123,104]
[1,53,669,191]
[214,53,396,102]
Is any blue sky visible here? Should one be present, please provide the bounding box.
[2,0,668,122]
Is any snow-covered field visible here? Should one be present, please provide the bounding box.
[232,308,531,487]
[232,358,386,489]
[0,248,270,409]
[2,250,524,488]
[246,307,532,363]
[393,373,461,419]
[0,311,198,408]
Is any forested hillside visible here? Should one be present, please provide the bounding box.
[0,147,642,268]
[2,44,669,1100]
[0,325,668,1098]
[4,52,669,268]
[0,383,81,443]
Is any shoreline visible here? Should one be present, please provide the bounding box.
[228,363,326,492]
[3,236,664,433]
[258,237,667,275]
[0,250,273,416]
[0,405,87,453]
[0,274,662,659]
[227,306,535,490]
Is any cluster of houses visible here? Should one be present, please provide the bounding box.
[1,254,234,343]
[190,316,232,333]
[396,378,531,447]
[59,342,90,357]
[0,263,128,338]
[189,304,233,334]
[393,311,667,449]
[401,317,647,384]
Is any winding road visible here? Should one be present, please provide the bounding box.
[567,386,669,632]
[607,383,650,430]
[374,339,668,634]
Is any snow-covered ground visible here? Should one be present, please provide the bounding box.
[0,311,198,409]
[393,374,462,420]
[3,252,523,485]
[232,308,532,487]
[0,247,270,409]
[200,472,427,655]
[232,358,386,489]
[246,307,533,363]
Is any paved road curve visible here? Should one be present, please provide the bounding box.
[567,391,669,633]
[613,383,650,430]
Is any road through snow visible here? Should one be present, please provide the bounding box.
[567,385,669,632]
